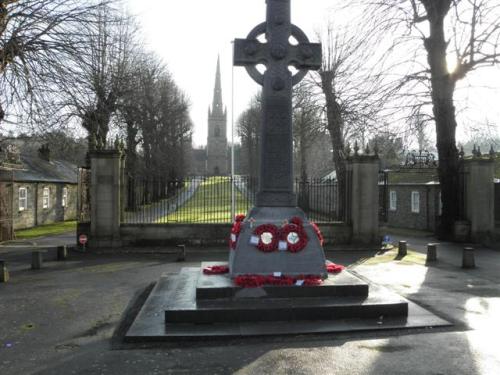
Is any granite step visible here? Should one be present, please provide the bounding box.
[197,262,369,300]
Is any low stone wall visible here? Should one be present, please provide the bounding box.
[119,222,352,247]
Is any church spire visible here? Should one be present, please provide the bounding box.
[211,55,224,116]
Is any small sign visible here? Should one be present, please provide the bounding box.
[273,272,282,277]
[295,280,304,286]
[79,234,88,245]
[278,241,288,251]
[249,235,259,245]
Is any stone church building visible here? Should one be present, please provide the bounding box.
[191,57,229,176]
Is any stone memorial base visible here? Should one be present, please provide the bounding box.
[230,207,327,277]
[125,262,451,342]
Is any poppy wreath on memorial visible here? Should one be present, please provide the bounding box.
[280,222,308,253]
[229,214,246,250]
[310,221,324,246]
[253,223,280,252]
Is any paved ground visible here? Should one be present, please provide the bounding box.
[1,231,500,374]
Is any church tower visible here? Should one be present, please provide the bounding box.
[206,56,228,176]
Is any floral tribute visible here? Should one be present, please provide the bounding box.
[230,215,325,253]
[234,275,323,288]
[203,265,230,275]
[229,214,246,250]
[202,262,345,288]
[280,222,308,253]
[252,224,280,252]
[326,263,345,274]
[248,216,310,253]
[310,221,324,246]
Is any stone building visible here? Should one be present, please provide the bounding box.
[0,144,78,237]
[206,57,228,175]
[188,57,229,176]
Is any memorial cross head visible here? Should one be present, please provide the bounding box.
[233,0,321,90]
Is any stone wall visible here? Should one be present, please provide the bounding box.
[381,183,440,231]
[13,182,77,230]
[120,223,352,246]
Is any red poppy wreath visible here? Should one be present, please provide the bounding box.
[229,215,245,250]
[280,223,308,253]
[252,224,280,252]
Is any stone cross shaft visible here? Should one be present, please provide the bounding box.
[234,0,321,207]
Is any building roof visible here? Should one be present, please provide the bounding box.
[0,154,78,184]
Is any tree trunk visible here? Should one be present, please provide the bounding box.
[0,102,4,125]
[423,2,460,238]
[321,73,347,220]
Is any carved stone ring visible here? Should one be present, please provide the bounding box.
[242,22,312,86]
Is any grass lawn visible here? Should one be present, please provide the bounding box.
[159,177,251,223]
[15,221,77,240]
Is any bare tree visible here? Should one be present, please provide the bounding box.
[0,0,109,129]
[53,3,135,151]
[312,21,397,215]
[292,81,324,180]
[361,0,500,236]
[237,93,261,179]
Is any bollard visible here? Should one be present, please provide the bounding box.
[427,243,437,262]
[31,251,43,270]
[398,241,407,257]
[0,260,9,283]
[462,247,475,269]
[57,246,68,261]
[176,244,186,262]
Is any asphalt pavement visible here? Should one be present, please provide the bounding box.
[0,230,499,374]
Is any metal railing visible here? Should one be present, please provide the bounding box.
[121,176,344,224]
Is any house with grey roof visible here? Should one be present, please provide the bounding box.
[0,144,78,240]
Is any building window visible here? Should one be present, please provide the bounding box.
[411,191,420,213]
[215,126,220,137]
[389,190,397,211]
[62,187,68,208]
[42,187,50,209]
[19,187,27,211]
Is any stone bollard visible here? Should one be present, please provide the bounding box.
[462,247,475,269]
[176,244,186,262]
[398,241,407,257]
[57,246,68,261]
[0,260,9,283]
[427,243,437,262]
[31,251,43,270]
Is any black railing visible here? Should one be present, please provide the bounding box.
[122,176,345,224]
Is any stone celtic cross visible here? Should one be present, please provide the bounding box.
[234,0,321,207]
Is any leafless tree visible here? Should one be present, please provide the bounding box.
[359,0,500,236]
[237,93,261,179]
[292,81,325,180]
[311,21,398,215]
[53,3,135,151]
[0,0,110,129]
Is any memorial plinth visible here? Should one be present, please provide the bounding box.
[229,207,327,277]
[125,263,452,341]
[124,0,451,343]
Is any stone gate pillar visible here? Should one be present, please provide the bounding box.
[348,154,380,244]
[90,150,123,248]
[462,157,495,243]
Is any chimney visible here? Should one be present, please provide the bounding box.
[38,144,51,161]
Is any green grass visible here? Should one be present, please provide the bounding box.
[158,177,251,223]
[15,221,77,239]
